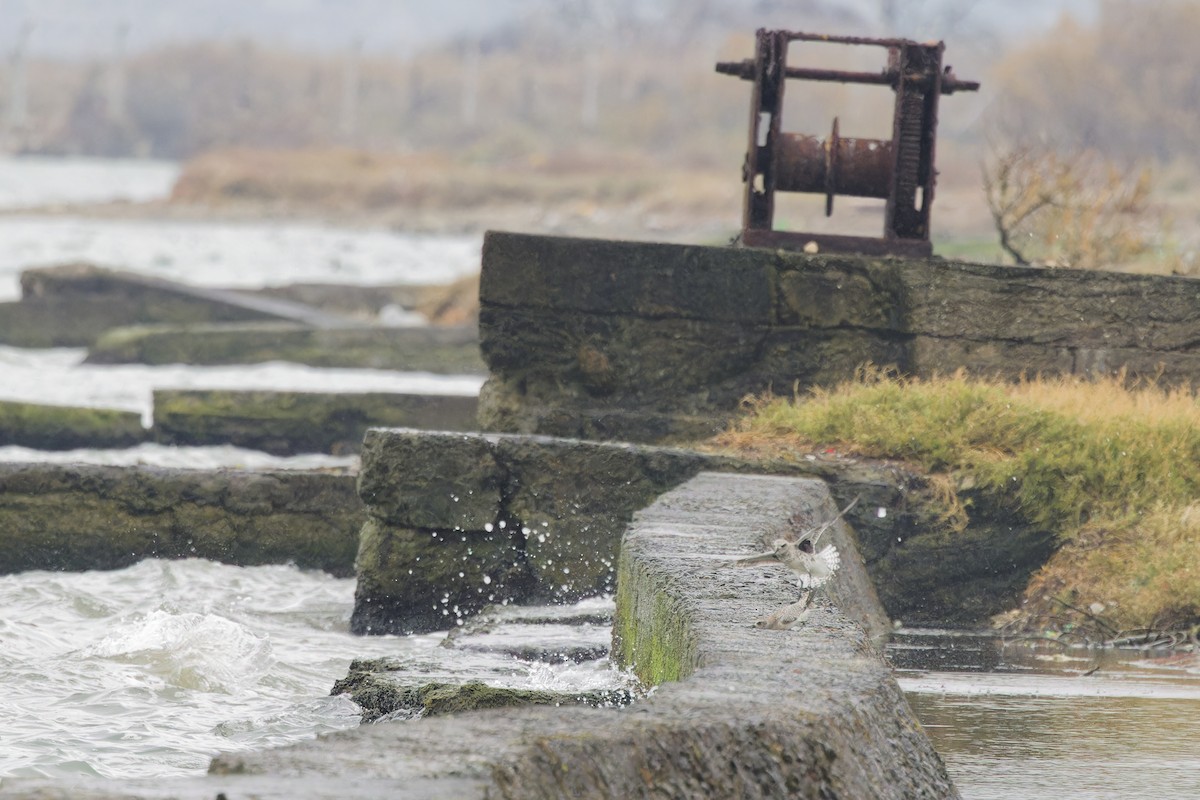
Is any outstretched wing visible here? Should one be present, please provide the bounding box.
[797,544,841,589]
[818,543,841,574]
[809,495,860,546]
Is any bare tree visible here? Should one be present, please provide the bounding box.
[982,141,1158,270]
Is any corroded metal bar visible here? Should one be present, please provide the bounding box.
[776,132,893,199]
[716,60,979,94]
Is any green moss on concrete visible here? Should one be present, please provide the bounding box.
[0,464,363,575]
[153,389,478,455]
[88,322,485,373]
[612,547,696,687]
[0,400,147,450]
[331,669,634,722]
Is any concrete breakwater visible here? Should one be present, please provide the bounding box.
[86,321,485,373]
[0,391,479,454]
[478,230,1200,443]
[0,262,484,364]
[0,462,363,575]
[197,471,956,799]
[350,428,709,634]
[1,263,358,348]
[0,426,1051,635]
[0,262,485,453]
[153,389,479,455]
[351,428,1054,635]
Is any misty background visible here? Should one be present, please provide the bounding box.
[0,0,1098,159]
[0,0,1194,269]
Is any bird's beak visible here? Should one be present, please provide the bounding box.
[734,551,778,566]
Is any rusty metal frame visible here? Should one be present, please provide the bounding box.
[716,29,979,257]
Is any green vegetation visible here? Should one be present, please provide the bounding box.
[715,370,1200,637]
[0,400,146,450]
[331,669,635,723]
[613,552,696,686]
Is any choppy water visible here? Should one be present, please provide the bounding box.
[0,559,630,780]
[0,215,482,302]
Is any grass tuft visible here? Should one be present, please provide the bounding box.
[715,368,1200,633]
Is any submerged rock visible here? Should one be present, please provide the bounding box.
[331,671,634,723]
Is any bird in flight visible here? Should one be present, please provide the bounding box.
[734,495,858,589]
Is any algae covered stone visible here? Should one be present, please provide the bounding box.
[358,428,503,530]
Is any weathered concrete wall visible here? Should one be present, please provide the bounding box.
[0,463,363,575]
[152,390,479,455]
[0,400,148,450]
[192,472,957,800]
[351,428,708,634]
[352,429,1054,634]
[0,263,359,347]
[478,230,1200,441]
[86,322,484,372]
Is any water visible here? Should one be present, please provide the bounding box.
[0,156,179,211]
[0,158,482,300]
[892,630,1200,800]
[0,344,484,428]
[0,157,485,456]
[0,215,482,301]
[0,559,631,780]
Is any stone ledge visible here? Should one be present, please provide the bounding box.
[153,390,479,455]
[351,430,1053,635]
[0,463,363,575]
[197,471,956,799]
[351,429,707,634]
[86,322,485,373]
[1,263,362,347]
[0,400,148,450]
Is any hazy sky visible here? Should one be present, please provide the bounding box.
[0,0,1099,59]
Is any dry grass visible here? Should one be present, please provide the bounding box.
[713,369,1200,634]
[166,146,743,237]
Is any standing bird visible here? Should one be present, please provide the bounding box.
[754,591,813,630]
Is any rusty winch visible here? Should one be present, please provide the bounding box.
[716,29,979,257]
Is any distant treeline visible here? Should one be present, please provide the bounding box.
[1,1,1194,169]
[0,29,753,164]
[986,0,1200,163]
